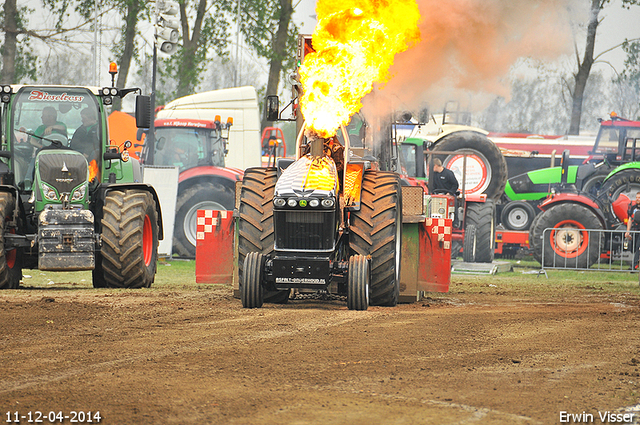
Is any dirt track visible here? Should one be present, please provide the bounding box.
[1,269,640,425]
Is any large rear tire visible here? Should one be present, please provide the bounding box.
[600,169,640,202]
[347,255,369,311]
[531,203,602,268]
[350,171,401,307]
[528,211,544,263]
[432,132,507,200]
[99,190,159,288]
[237,168,289,304]
[173,182,235,258]
[465,200,496,263]
[0,192,21,289]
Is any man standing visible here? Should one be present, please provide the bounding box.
[432,158,459,195]
[625,191,640,269]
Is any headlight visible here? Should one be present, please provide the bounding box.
[41,183,58,201]
[321,198,335,208]
[287,198,297,207]
[274,198,286,207]
[71,184,86,201]
[309,199,319,207]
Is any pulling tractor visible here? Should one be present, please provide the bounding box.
[0,68,162,289]
[232,99,452,310]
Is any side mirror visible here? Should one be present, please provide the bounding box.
[135,95,152,129]
[156,136,166,151]
[265,95,280,122]
[136,128,147,141]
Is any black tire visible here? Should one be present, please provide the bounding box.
[350,171,401,307]
[528,211,544,263]
[451,240,462,259]
[581,171,609,196]
[99,190,159,288]
[501,200,536,231]
[237,167,289,304]
[0,192,21,289]
[347,254,369,311]
[600,169,640,202]
[531,203,602,268]
[432,131,507,200]
[241,252,264,308]
[462,224,476,263]
[173,182,235,258]
[465,200,496,263]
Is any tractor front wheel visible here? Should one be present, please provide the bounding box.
[0,192,21,289]
[98,190,159,288]
[241,252,264,308]
[347,254,369,311]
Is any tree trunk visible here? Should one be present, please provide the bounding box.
[176,0,207,98]
[112,0,142,111]
[1,0,18,84]
[261,0,293,131]
[569,0,601,135]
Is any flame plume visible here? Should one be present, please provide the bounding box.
[300,0,420,138]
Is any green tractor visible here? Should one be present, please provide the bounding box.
[0,78,162,289]
[504,114,640,231]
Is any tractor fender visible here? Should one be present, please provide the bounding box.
[99,183,164,240]
[178,165,243,185]
[538,193,606,227]
[603,161,640,182]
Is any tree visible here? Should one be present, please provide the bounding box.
[1,0,38,83]
[220,0,298,129]
[568,0,640,135]
[613,40,640,119]
[151,0,230,104]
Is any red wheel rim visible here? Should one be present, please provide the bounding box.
[143,215,153,266]
[549,219,588,258]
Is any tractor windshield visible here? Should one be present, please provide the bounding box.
[154,127,213,170]
[10,87,101,188]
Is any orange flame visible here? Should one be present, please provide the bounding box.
[300,0,420,138]
[89,160,99,182]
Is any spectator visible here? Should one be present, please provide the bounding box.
[432,158,459,195]
[625,191,640,269]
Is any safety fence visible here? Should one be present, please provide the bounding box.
[539,227,640,273]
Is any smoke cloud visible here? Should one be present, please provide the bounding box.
[371,0,578,113]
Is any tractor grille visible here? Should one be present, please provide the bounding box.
[274,210,336,251]
[38,153,87,194]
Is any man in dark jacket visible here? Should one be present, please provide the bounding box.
[70,107,99,163]
[432,158,459,195]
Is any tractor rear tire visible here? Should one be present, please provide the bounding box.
[465,200,496,263]
[173,182,235,258]
[347,255,369,311]
[238,167,289,304]
[0,192,21,289]
[432,132,507,200]
[501,200,536,231]
[462,224,476,263]
[600,169,640,202]
[531,203,602,268]
[99,190,159,288]
[241,252,264,308]
[350,171,402,307]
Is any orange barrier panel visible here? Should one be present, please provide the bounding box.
[418,218,452,293]
[195,210,234,284]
